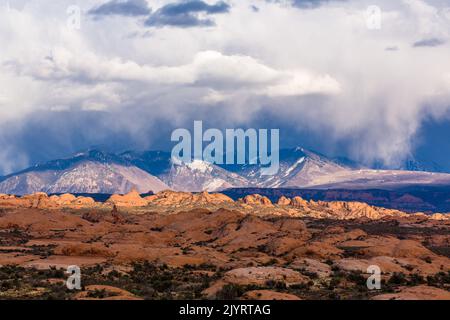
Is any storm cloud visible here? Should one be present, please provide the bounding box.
[145,1,230,27]
[89,0,151,17]
[413,37,446,47]
[0,0,450,174]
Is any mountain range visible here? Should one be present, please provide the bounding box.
[1,148,450,195]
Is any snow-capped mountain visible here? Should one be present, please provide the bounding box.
[222,147,349,188]
[0,150,169,195]
[119,151,249,192]
[160,159,249,192]
[120,151,172,176]
[2,147,450,195]
[122,147,347,191]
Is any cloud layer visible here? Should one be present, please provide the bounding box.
[0,0,450,174]
[89,0,151,17]
[145,0,230,27]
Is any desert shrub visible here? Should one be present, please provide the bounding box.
[216,284,245,300]
[262,258,278,266]
[388,272,407,285]
[86,289,119,299]
[408,274,426,286]
[347,271,366,286]
[265,280,287,290]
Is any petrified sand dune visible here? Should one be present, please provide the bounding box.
[0,203,448,300]
[145,190,234,207]
[74,285,142,300]
[242,290,302,300]
[224,267,308,286]
[372,286,450,300]
[107,190,148,207]
[0,192,98,209]
[0,191,448,222]
[239,194,273,206]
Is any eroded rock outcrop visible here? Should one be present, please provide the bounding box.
[239,194,273,206]
[107,190,148,207]
[145,190,234,207]
[224,267,308,286]
[242,290,301,300]
[277,196,292,206]
[372,286,450,300]
[0,190,448,222]
[0,193,97,209]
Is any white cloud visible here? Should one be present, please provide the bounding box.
[0,0,450,171]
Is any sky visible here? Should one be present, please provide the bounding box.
[0,0,450,175]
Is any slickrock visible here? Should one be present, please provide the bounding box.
[21,193,57,209]
[0,190,447,222]
[145,190,192,205]
[337,237,450,275]
[242,290,301,300]
[317,201,408,220]
[72,196,96,206]
[145,190,233,207]
[273,195,410,220]
[224,267,308,286]
[0,192,97,209]
[74,285,142,300]
[194,191,234,204]
[107,190,148,207]
[277,196,292,206]
[335,257,406,274]
[239,194,273,206]
[0,203,448,300]
[275,218,309,237]
[290,242,344,260]
[289,258,332,278]
[54,243,114,258]
[372,285,450,300]
[291,196,309,208]
[430,213,449,221]
[321,229,367,245]
[49,194,77,205]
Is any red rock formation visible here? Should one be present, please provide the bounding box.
[242,290,301,300]
[277,196,292,206]
[107,190,148,207]
[291,196,309,208]
[240,194,273,206]
[372,286,450,300]
[145,190,233,207]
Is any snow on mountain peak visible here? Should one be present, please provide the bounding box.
[186,160,213,173]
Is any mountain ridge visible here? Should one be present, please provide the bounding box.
[2,147,450,195]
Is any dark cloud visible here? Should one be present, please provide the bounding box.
[145,13,215,27]
[413,38,446,47]
[89,0,151,17]
[145,1,230,28]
